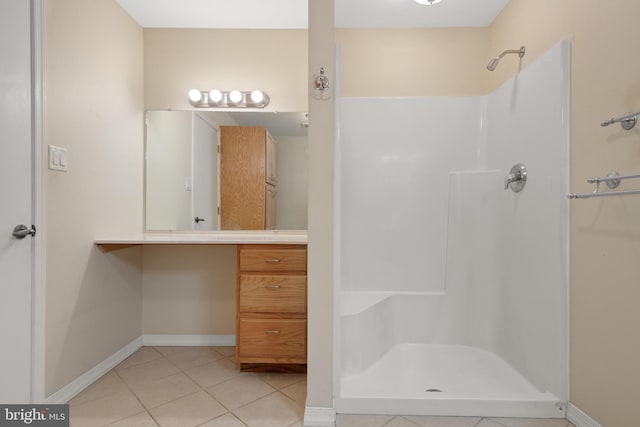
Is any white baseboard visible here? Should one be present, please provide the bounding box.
[567,403,602,427]
[45,337,143,404]
[304,406,336,427]
[142,334,236,347]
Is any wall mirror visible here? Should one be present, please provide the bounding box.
[145,110,308,231]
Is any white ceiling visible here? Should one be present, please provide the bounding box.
[116,0,511,29]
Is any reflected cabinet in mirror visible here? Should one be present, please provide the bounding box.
[145,110,308,231]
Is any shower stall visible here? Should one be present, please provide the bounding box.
[334,41,570,417]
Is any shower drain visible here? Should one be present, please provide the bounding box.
[425,388,443,393]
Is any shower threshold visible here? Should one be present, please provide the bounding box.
[337,344,565,418]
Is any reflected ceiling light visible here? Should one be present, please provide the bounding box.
[414,0,443,4]
[187,89,270,108]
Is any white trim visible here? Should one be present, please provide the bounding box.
[304,406,336,427]
[30,0,46,404]
[45,337,142,404]
[142,334,236,347]
[567,403,603,427]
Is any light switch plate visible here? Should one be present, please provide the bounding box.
[48,145,68,172]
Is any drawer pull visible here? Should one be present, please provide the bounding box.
[265,258,281,264]
[264,285,281,290]
[265,329,281,335]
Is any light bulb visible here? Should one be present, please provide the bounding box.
[228,90,242,104]
[250,90,264,103]
[208,89,223,103]
[188,89,203,103]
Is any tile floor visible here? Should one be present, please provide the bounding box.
[68,346,575,427]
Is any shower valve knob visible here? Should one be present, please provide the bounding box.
[505,163,527,192]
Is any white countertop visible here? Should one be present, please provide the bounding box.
[95,230,307,251]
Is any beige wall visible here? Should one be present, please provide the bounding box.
[275,136,309,230]
[144,29,308,112]
[491,2,640,426]
[336,28,490,96]
[145,110,193,230]
[44,0,144,396]
[142,246,236,334]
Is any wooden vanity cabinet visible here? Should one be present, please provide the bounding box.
[220,126,277,230]
[236,244,307,370]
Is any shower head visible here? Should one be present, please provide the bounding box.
[486,57,500,71]
[486,46,526,71]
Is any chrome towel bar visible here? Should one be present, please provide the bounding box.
[567,189,640,199]
[601,111,639,130]
[567,170,640,199]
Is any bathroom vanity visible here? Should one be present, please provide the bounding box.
[95,231,308,370]
[236,244,307,370]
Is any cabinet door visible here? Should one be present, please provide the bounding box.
[220,126,266,229]
[265,132,277,186]
[265,184,276,230]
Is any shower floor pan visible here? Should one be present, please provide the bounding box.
[337,344,565,418]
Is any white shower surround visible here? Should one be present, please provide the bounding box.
[334,41,570,417]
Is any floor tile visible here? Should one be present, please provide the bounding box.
[199,413,248,427]
[148,391,227,427]
[117,358,181,386]
[154,346,226,370]
[257,373,306,390]
[234,392,304,427]
[279,380,306,405]
[215,346,237,358]
[116,347,164,370]
[69,371,129,407]
[385,417,421,427]
[206,375,275,410]
[128,372,201,409]
[336,414,394,427]
[105,411,159,426]
[476,421,506,427]
[404,415,482,427]
[184,358,241,389]
[70,390,144,427]
[487,419,569,427]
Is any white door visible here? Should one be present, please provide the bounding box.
[0,0,34,403]
[192,114,219,230]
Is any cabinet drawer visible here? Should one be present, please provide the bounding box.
[238,318,306,361]
[239,274,306,314]
[239,245,307,272]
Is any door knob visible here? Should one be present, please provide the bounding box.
[194,217,205,223]
[12,224,36,239]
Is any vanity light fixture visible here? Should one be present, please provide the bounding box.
[209,89,223,103]
[187,89,270,108]
[228,90,243,104]
[414,0,443,4]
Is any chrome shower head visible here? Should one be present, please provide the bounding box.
[486,57,500,71]
[486,46,526,71]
